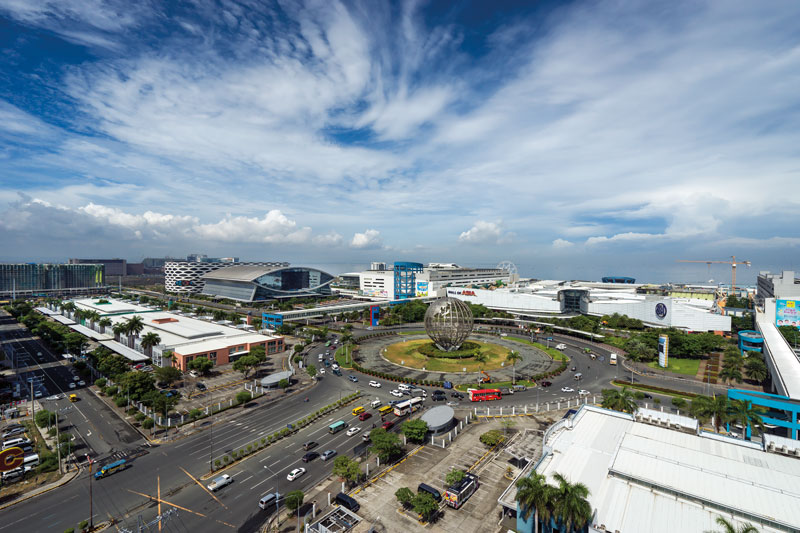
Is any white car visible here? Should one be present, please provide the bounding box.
[578,389,590,396]
[319,368,325,374]
[72,376,80,382]
[68,382,76,389]
[331,364,339,371]
[368,380,381,388]
[286,467,306,481]
[561,387,575,393]
[78,381,86,386]
[390,390,403,398]
[346,426,361,437]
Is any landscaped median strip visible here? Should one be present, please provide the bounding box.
[200,391,363,479]
[610,379,699,400]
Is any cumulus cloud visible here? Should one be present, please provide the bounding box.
[552,238,574,249]
[313,231,344,246]
[194,210,312,244]
[350,229,383,249]
[458,220,512,245]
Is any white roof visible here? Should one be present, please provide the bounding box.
[68,323,112,341]
[537,406,800,532]
[51,314,76,325]
[72,298,151,315]
[757,312,800,399]
[34,306,58,316]
[99,340,149,362]
[173,333,273,356]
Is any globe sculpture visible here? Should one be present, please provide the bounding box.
[424,297,474,351]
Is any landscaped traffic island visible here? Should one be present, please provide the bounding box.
[383,338,512,372]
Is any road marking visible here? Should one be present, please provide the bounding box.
[179,466,228,509]
[258,455,272,463]
[252,479,272,490]
[240,475,253,483]
[126,489,234,528]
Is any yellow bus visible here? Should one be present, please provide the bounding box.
[378,405,393,415]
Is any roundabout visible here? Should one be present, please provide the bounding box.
[383,338,513,372]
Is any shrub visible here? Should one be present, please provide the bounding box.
[94,378,107,388]
[261,437,266,445]
[78,520,89,531]
[247,444,253,453]
[65,529,75,533]
[127,407,138,416]
[223,455,230,463]
[215,459,221,468]
[142,418,155,429]
[480,430,505,448]
[135,412,146,422]
[114,396,127,407]
[104,386,118,396]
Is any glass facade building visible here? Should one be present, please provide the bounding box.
[0,263,105,297]
[201,266,334,301]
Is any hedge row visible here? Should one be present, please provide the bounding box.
[612,380,700,399]
[211,392,361,471]
[416,341,481,359]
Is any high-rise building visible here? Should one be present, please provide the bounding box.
[0,263,105,297]
[757,270,800,305]
[69,258,127,276]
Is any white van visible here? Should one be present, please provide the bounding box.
[23,454,39,467]
[370,399,382,408]
[574,373,583,381]
[556,343,566,350]
[397,383,411,392]
[2,437,28,450]
[259,492,282,510]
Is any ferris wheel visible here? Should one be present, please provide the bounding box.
[496,261,518,275]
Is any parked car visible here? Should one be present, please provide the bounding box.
[348,375,358,383]
[189,370,200,377]
[68,382,76,389]
[561,387,574,393]
[368,380,381,388]
[320,450,337,461]
[324,360,331,367]
[450,392,464,399]
[196,382,207,391]
[331,364,339,371]
[77,381,86,387]
[332,368,342,376]
[578,390,590,396]
[302,452,319,462]
[134,363,145,370]
[358,412,372,421]
[286,468,306,481]
[390,390,403,398]
[346,426,361,437]
[2,427,26,439]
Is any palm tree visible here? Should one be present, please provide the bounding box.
[600,387,637,413]
[719,366,744,385]
[693,394,731,433]
[708,516,760,533]
[124,316,145,347]
[506,350,522,385]
[744,358,768,384]
[141,332,162,357]
[516,473,555,533]
[98,317,112,329]
[112,322,126,342]
[551,473,592,533]
[727,399,766,440]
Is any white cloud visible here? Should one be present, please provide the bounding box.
[313,231,344,246]
[458,220,511,244]
[350,229,383,249]
[194,210,312,244]
[552,238,574,249]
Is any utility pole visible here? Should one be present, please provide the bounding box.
[88,456,94,529]
[209,422,213,473]
[56,412,62,475]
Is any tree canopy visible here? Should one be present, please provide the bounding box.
[401,419,428,443]
[369,428,403,461]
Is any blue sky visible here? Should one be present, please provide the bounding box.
[1,0,799,283]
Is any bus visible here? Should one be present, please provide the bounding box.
[393,397,423,417]
[328,421,347,434]
[444,473,479,509]
[468,389,502,402]
[609,353,618,366]
[94,459,129,479]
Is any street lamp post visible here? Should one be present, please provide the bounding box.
[209,422,213,473]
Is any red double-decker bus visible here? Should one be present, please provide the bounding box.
[468,388,502,402]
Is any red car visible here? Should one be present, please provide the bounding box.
[539,381,552,388]
[382,420,394,430]
[358,412,372,421]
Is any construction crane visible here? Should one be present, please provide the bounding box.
[677,256,751,295]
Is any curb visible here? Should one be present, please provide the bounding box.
[0,467,82,512]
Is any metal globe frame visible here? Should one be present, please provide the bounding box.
[424,297,474,352]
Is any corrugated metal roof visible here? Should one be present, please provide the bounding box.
[757,313,800,398]
[537,406,800,532]
[99,340,149,362]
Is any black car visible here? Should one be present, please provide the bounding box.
[539,381,552,387]
[302,452,319,463]
[432,391,446,401]
[196,382,207,391]
[643,393,653,399]
[450,392,464,399]
[571,366,577,372]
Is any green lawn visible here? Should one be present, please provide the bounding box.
[398,330,427,336]
[334,345,354,368]
[646,358,700,376]
[506,338,568,362]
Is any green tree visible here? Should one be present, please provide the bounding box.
[479,429,505,447]
[506,350,522,384]
[744,357,768,383]
[187,356,214,375]
[35,409,56,428]
[63,332,87,356]
[516,472,556,533]
[236,390,252,406]
[142,418,155,430]
[285,490,304,513]
[249,344,267,364]
[709,516,760,533]
[306,364,317,379]
[445,468,466,486]
[779,325,800,347]
[278,378,290,391]
[551,472,592,533]
[189,408,202,426]
[118,370,156,401]
[154,365,182,386]
[691,395,730,433]
[411,491,438,521]
[369,428,403,461]
[727,399,766,440]
[232,355,259,378]
[99,354,132,379]
[332,456,361,483]
[671,397,687,410]
[719,365,744,385]
[600,387,638,413]
[140,332,162,356]
[500,418,517,439]
[144,390,179,418]
[395,487,414,508]
[401,419,428,443]
[123,315,145,345]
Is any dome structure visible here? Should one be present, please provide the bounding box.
[424,297,474,351]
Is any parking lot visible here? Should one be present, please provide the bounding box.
[346,413,553,533]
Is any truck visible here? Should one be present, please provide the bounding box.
[609,353,618,366]
[207,474,233,492]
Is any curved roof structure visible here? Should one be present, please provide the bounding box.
[421,405,455,434]
[200,265,334,301]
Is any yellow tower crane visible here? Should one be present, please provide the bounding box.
[677,256,751,295]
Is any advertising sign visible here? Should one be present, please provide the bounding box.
[415,282,429,297]
[776,300,800,329]
[658,335,669,368]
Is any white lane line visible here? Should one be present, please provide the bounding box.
[252,479,272,491]
[258,455,272,463]
[240,475,253,484]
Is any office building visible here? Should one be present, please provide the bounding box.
[69,258,127,276]
[758,271,800,305]
[0,263,105,298]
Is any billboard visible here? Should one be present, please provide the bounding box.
[776,299,800,329]
[658,335,669,368]
[415,282,429,297]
